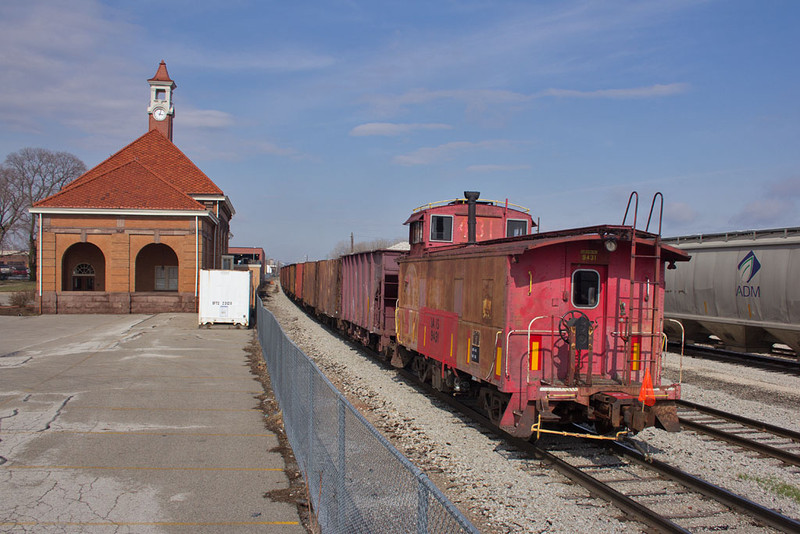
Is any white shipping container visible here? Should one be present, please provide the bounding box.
[199,269,251,326]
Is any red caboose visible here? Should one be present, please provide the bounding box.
[395,192,689,438]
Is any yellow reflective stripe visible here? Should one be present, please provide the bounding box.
[530,340,540,371]
[631,341,640,371]
[495,346,502,376]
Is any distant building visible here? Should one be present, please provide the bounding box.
[0,250,29,278]
[29,61,234,314]
[226,246,266,281]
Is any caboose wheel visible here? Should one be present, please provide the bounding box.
[558,309,590,343]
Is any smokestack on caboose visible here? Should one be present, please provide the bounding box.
[465,191,480,245]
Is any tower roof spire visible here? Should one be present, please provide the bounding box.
[148,60,175,87]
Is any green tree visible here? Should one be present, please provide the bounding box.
[3,148,86,281]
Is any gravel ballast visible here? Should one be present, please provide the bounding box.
[263,287,800,533]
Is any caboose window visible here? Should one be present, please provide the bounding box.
[506,219,527,237]
[430,215,453,242]
[572,269,600,308]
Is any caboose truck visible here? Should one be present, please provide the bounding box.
[395,191,689,439]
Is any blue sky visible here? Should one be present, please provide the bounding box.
[1,1,799,262]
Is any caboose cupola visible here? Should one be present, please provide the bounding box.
[404,192,535,255]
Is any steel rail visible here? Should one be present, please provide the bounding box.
[677,400,800,467]
[527,443,690,534]
[678,400,800,442]
[611,440,800,533]
[668,342,800,375]
[296,307,800,533]
[396,369,691,533]
[403,365,800,533]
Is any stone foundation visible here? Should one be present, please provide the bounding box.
[39,292,197,314]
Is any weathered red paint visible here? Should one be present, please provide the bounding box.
[417,307,459,366]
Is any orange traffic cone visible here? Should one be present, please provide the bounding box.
[638,368,656,407]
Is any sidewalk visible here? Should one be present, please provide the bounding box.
[0,313,305,533]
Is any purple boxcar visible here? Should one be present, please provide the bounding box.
[340,250,402,357]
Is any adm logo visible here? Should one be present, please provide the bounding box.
[736,250,761,297]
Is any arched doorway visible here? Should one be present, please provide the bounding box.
[62,243,106,291]
[135,243,179,292]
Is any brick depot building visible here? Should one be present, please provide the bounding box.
[29,61,233,314]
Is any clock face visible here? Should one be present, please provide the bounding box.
[153,107,167,121]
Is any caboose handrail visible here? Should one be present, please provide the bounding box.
[412,198,530,214]
[622,191,639,229]
[645,192,664,235]
[502,316,557,381]
[663,318,685,384]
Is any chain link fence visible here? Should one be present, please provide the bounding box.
[257,302,479,534]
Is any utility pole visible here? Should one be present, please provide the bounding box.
[350,232,354,253]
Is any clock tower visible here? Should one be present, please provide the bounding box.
[147,60,176,141]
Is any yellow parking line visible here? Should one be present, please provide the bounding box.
[57,375,257,380]
[68,406,259,412]
[3,464,284,472]
[1,430,272,437]
[0,521,300,527]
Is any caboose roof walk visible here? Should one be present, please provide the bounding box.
[400,224,690,263]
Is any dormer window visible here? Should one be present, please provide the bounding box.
[155,89,166,101]
[430,215,453,242]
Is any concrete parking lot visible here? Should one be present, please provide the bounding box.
[0,313,304,533]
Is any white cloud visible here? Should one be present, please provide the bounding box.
[767,176,800,198]
[663,201,697,226]
[539,83,690,99]
[466,164,531,173]
[180,109,235,129]
[0,1,143,142]
[393,140,513,166]
[364,89,531,116]
[730,175,800,228]
[254,141,301,158]
[179,49,336,72]
[349,122,452,136]
[732,198,793,228]
[366,84,689,116]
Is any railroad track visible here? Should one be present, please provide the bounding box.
[678,400,800,468]
[669,342,800,375]
[398,369,800,533]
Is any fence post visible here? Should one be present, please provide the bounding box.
[337,397,346,531]
[417,478,429,534]
[307,358,315,505]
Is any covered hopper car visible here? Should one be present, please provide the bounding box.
[281,191,688,438]
[663,227,800,355]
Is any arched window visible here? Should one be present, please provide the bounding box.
[61,242,105,291]
[72,263,95,291]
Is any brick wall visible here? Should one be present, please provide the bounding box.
[39,291,197,314]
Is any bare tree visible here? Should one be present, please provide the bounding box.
[3,148,86,280]
[0,166,25,251]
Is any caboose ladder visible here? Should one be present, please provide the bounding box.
[621,192,664,386]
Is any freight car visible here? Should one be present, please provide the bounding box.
[282,192,688,438]
[663,227,800,356]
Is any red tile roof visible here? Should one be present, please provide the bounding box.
[34,160,206,211]
[62,129,223,198]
